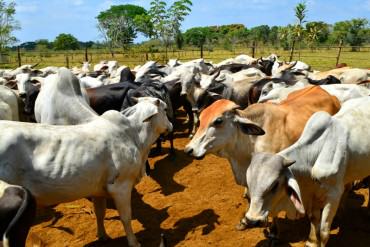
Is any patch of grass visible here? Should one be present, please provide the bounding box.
[1,47,369,71]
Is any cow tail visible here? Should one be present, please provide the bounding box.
[3,187,36,247]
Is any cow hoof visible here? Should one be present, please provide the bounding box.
[235,220,248,231]
[188,134,194,139]
[128,241,141,247]
[304,241,318,247]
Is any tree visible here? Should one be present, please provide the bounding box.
[53,33,79,50]
[331,19,369,50]
[96,4,148,51]
[184,27,213,57]
[249,25,270,44]
[306,21,330,43]
[269,26,279,47]
[0,0,20,51]
[290,1,308,61]
[35,39,52,51]
[147,0,192,56]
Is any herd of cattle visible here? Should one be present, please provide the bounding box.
[0,53,369,247]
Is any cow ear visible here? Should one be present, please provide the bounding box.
[208,91,223,100]
[284,168,305,215]
[142,109,159,122]
[234,115,265,135]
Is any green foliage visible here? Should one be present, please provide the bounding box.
[183,27,211,47]
[305,21,330,44]
[96,4,148,50]
[0,0,20,50]
[331,18,369,50]
[249,25,270,44]
[53,33,80,50]
[147,0,192,47]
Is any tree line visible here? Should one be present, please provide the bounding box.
[1,0,369,53]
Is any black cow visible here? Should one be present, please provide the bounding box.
[121,80,175,154]
[0,182,36,247]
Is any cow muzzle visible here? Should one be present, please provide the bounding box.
[184,146,205,160]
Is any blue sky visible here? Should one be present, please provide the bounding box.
[14,0,370,43]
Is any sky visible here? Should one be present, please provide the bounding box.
[14,0,370,43]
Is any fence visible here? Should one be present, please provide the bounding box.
[1,44,370,71]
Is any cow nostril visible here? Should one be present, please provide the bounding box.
[185,147,193,155]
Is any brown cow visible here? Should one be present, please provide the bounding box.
[184,86,340,234]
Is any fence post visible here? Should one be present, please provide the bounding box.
[251,41,256,58]
[65,54,69,68]
[17,46,21,67]
[145,52,148,61]
[336,39,343,66]
[85,47,88,62]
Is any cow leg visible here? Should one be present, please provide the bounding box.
[108,181,140,247]
[183,100,193,135]
[154,138,162,154]
[306,209,321,247]
[319,196,341,247]
[169,131,175,154]
[92,197,109,240]
[267,217,280,247]
[190,111,199,138]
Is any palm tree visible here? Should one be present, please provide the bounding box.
[289,1,307,61]
[306,25,321,50]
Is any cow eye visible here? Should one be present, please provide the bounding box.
[213,117,223,126]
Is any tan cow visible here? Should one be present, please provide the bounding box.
[185,86,341,230]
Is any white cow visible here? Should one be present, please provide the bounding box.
[217,54,257,67]
[0,85,19,121]
[258,83,370,104]
[339,68,370,84]
[79,75,106,88]
[0,97,172,247]
[35,68,97,125]
[245,96,370,247]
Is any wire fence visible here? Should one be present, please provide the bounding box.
[0,45,369,71]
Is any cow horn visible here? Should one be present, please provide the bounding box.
[282,157,296,167]
[286,61,297,70]
[31,62,39,68]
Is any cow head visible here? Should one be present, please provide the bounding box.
[15,73,32,97]
[184,99,265,159]
[23,82,41,116]
[130,97,173,135]
[245,152,304,227]
[178,66,201,96]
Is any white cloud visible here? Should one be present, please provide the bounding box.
[366,0,370,10]
[70,0,85,6]
[17,2,39,13]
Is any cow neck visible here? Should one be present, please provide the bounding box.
[221,128,256,186]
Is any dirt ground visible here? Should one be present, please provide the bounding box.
[26,114,370,247]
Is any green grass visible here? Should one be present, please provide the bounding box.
[1,46,369,71]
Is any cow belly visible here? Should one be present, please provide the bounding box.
[0,164,110,206]
[0,131,112,206]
